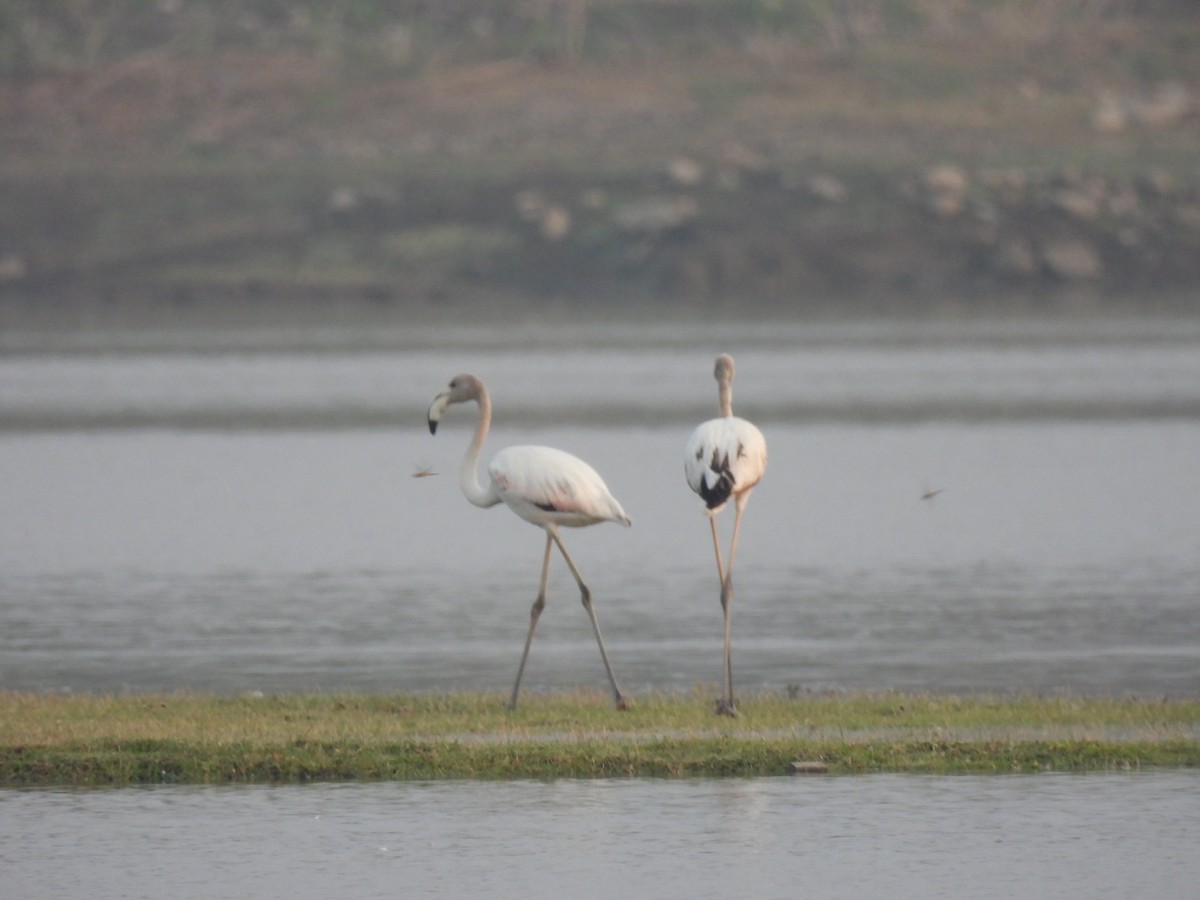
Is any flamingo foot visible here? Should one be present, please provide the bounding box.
[715,698,739,717]
[614,693,632,711]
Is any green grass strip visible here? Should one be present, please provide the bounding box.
[3,690,1197,785]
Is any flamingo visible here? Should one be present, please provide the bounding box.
[427,373,631,711]
[685,354,767,716]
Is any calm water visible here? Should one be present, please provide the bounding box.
[4,773,1199,899]
[1,316,1198,697]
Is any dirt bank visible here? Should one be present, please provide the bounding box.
[1,1,1197,321]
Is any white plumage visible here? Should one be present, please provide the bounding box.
[489,445,631,528]
[427,373,630,710]
[685,353,767,716]
[685,417,767,514]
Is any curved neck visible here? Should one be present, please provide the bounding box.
[461,384,500,508]
[718,380,733,417]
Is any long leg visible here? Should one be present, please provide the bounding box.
[716,492,750,716]
[509,532,553,710]
[549,528,630,710]
[708,513,726,591]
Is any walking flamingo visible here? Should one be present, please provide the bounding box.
[684,354,767,715]
[427,373,631,710]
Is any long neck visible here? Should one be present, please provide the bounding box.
[718,380,733,417]
[460,385,500,508]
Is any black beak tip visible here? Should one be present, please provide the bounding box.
[428,420,438,435]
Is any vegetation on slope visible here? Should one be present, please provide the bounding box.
[1,1,1198,321]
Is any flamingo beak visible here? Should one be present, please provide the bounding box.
[427,390,451,434]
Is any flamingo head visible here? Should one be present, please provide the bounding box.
[427,373,484,434]
[714,353,735,384]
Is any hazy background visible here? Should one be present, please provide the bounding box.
[1,0,1198,329]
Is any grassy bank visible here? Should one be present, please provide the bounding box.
[3,690,1197,785]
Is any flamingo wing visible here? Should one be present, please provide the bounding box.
[489,445,630,527]
[685,416,767,512]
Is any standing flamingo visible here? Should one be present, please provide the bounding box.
[427,373,631,710]
[685,354,767,715]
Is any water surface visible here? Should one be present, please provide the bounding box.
[2,317,1198,696]
[3,773,1198,899]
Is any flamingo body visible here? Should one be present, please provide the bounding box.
[489,445,630,528]
[685,416,766,513]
